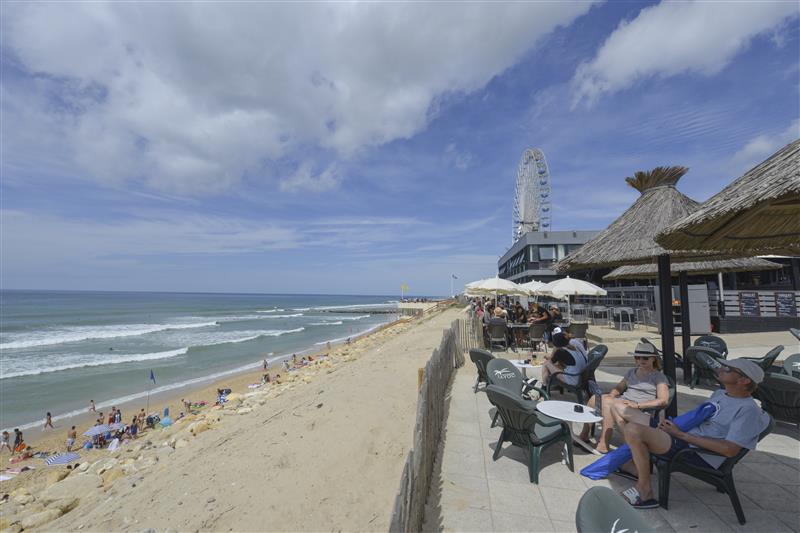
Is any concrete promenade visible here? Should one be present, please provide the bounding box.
[423,330,800,532]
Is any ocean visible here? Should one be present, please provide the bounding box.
[0,290,398,431]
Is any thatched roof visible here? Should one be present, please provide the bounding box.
[603,257,783,281]
[657,139,800,257]
[556,166,712,272]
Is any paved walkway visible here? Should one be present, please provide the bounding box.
[423,334,800,532]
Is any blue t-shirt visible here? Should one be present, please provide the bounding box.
[688,390,769,468]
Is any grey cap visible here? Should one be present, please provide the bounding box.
[721,358,765,384]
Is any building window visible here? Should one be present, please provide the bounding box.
[538,246,556,261]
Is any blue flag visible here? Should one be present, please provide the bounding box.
[149,370,156,384]
[451,274,458,279]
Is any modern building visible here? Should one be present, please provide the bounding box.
[497,230,599,284]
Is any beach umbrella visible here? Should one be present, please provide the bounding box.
[657,139,800,257]
[538,276,607,319]
[83,424,110,437]
[603,257,783,281]
[554,166,711,415]
[466,276,529,296]
[44,452,80,466]
[159,416,173,427]
[518,280,546,296]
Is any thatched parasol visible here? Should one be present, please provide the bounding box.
[603,257,783,281]
[555,166,711,272]
[656,139,800,257]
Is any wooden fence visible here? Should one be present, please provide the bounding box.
[389,313,481,532]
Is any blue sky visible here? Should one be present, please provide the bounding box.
[2,1,798,296]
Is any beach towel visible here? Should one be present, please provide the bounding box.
[580,402,718,480]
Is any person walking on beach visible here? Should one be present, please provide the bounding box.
[263,359,268,371]
[44,412,54,430]
[89,399,96,412]
[66,426,77,451]
[0,431,11,454]
[114,408,122,424]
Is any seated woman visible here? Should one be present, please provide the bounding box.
[579,342,669,453]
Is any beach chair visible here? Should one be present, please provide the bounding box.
[487,322,508,351]
[545,345,608,405]
[575,486,654,533]
[685,346,725,389]
[485,358,549,427]
[653,414,774,525]
[694,335,729,358]
[484,384,573,484]
[781,353,800,378]
[469,348,494,393]
[753,373,800,428]
[527,323,547,352]
[743,345,784,373]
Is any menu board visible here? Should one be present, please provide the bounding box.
[775,292,797,318]
[739,292,760,317]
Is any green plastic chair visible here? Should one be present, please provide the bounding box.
[469,348,494,393]
[575,486,655,533]
[484,384,573,484]
[654,414,775,525]
[753,373,800,428]
[743,345,784,373]
[485,358,549,427]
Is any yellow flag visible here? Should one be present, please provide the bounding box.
[401,283,409,292]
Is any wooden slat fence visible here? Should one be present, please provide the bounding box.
[389,312,481,532]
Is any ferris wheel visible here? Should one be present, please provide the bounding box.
[512,148,551,243]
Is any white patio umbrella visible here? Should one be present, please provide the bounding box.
[518,280,546,297]
[538,276,607,319]
[465,276,529,297]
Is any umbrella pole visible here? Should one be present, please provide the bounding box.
[657,254,678,418]
[679,271,692,385]
[146,382,151,415]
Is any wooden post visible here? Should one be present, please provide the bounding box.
[679,271,692,385]
[658,254,678,418]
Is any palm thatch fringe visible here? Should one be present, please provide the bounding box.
[656,139,800,256]
[556,167,714,272]
[603,257,783,281]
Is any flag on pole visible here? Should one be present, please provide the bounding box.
[149,370,156,384]
[451,274,458,279]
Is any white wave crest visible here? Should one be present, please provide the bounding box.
[312,303,396,310]
[309,321,344,326]
[1,322,219,350]
[324,315,370,321]
[1,348,189,379]
[256,309,285,313]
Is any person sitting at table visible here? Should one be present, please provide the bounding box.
[513,303,527,324]
[541,347,587,388]
[578,342,669,453]
[529,303,551,325]
[616,358,769,509]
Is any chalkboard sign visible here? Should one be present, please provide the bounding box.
[739,292,760,317]
[775,292,797,318]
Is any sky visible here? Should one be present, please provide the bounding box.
[1,1,798,296]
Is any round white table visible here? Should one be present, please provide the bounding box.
[536,400,602,455]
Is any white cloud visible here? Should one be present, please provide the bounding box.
[444,143,473,170]
[3,2,596,195]
[730,119,800,170]
[572,1,799,106]
[279,162,340,193]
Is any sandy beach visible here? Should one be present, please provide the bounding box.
[1,304,464,532]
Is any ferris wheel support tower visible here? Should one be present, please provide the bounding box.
[512,148,552,243]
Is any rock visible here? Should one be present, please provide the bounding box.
[47,496,79,513]
[187,421,209,435]
[46,469,70,486]
[9,488,29,498]
[40,474,103,504]
[89,457,118,475]
[1,523,23,533]
[236,407,252,415]
[102,468,125,487]
[20,508,62,529]
[122,464,138,475]
[0,509,21,530]
[174,439,188,449]
[75,462,90,473]
[12,493,34,506]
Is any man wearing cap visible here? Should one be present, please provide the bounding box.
[618,358,770,509]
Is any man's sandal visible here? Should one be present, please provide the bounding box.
[621,487,659,509]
